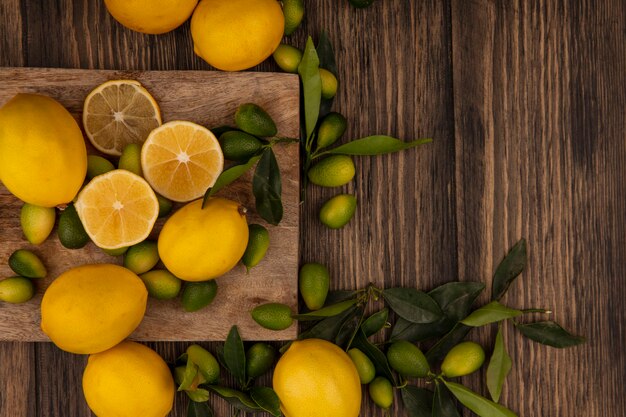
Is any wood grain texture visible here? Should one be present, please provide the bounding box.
[0,67,300,342]
[452,0,626,416]
[1,0,625,416]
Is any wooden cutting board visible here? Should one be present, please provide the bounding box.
[0,67,300,341]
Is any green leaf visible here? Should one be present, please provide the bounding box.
[351,330,395,383]
[334,307,365,349]
[429,281,485,322]
[316,31,337,118]
[298,36,322,143]
[250,386,282,417]
[382,288,443,324]
[361,308,389,337]
[461,301,523,327]
[425,323,472,363]
[208,386,261,413]
[492,239,527,300]
[390,316,452,343]
[206,155,261,200]
[486,326,512,403]
[514,321,586,348]
[185,388,211,403]
[298,305,359,341]
[324,290,358,305]
[223,326,246,386]
[400,386,433,417]
[292,299,357,321]
[322,136,431,156]
[433,383,461,417]
[178,358,198,391]
[187,400,214,417]
[252,148,283,225]
[443,380,518,417]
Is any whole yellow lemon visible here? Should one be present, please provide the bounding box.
[158,197,249,281]
[190,0,284,71]
[104,0,199,34]
[40,264,147,354]
[0,94,87,207]
[83,341,175,417]
[273,339,362,417]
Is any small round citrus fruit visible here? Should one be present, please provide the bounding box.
[0,93,87,207]
[251,303,293,330]
[8,249,46,278]
[246,343,276,378]
[191,0,284,71]
[40,264,147,354]
[319,194,357,229]
[158,197,248,281]
[441,341,486,378]
[20,203,56,245]
[386,340,430,378]
[273,338,361,417]
[104,0,198,34]
[307,155,356,187]
[298,263,330,311]
[75,170,159,250]
[82,341,175,417]
[83,80,161,156]
[0,277,35,304]
[181,281,218,312]
[141,121,224,202]
[368,376,393,409]
[347,348,375,384]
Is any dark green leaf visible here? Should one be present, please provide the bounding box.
[492,239,527,300]
[361,308,389,337]
[390,316,454,343]
[177,352,189,366]
[433,383,461,417]
[425,323,472,363]
[324,290,358,305]
[185,388,210,403]
[187,400,214,417]
[443,381,518,417]
[207,155,260,199]
[298,306,358,341]
[178,359,198,391]
[429,281,485,321]
[382,288,443,324]
[250,386,281,417]
[223,326,246,385]
[316,31,337,118]
[208,386,261,413]
[461,301,522,327]
[486,326,512,403]
[514,321,586,348]
[323,136,431,156]
[292,299,357,321]
[334,307,365,349]
[400,386,433,417]
[351,330,395,383]
[298,36,322,143]
[252,148,283,225]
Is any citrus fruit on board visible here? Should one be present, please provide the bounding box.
[141,120,224,202]
[190,0,284,71]
[40,264,147,354]
[0,93,87,207]
[83,80,161,156]
[273,338,362,417]
[158,197,248,281]
[75,170,159,250]
[104,0,198,34]
[82,341,175,417]
[441,341,486,378]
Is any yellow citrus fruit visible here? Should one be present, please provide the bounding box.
[273,339,361,417]
[158,197,248,281]
[40,264,147,354]
[83,80,161,156]
[104,0,198,34]
[0,93,87,207]
[141,121,224,202]
[75,170,159,250]
[190,0,284,71]
[83,341,175,417]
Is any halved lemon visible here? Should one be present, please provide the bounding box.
[141,121,224,202]
[83,80,162,156]
[75,170,159,249]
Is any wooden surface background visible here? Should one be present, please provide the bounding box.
[0,67,300,342]
[1,0,625,416]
